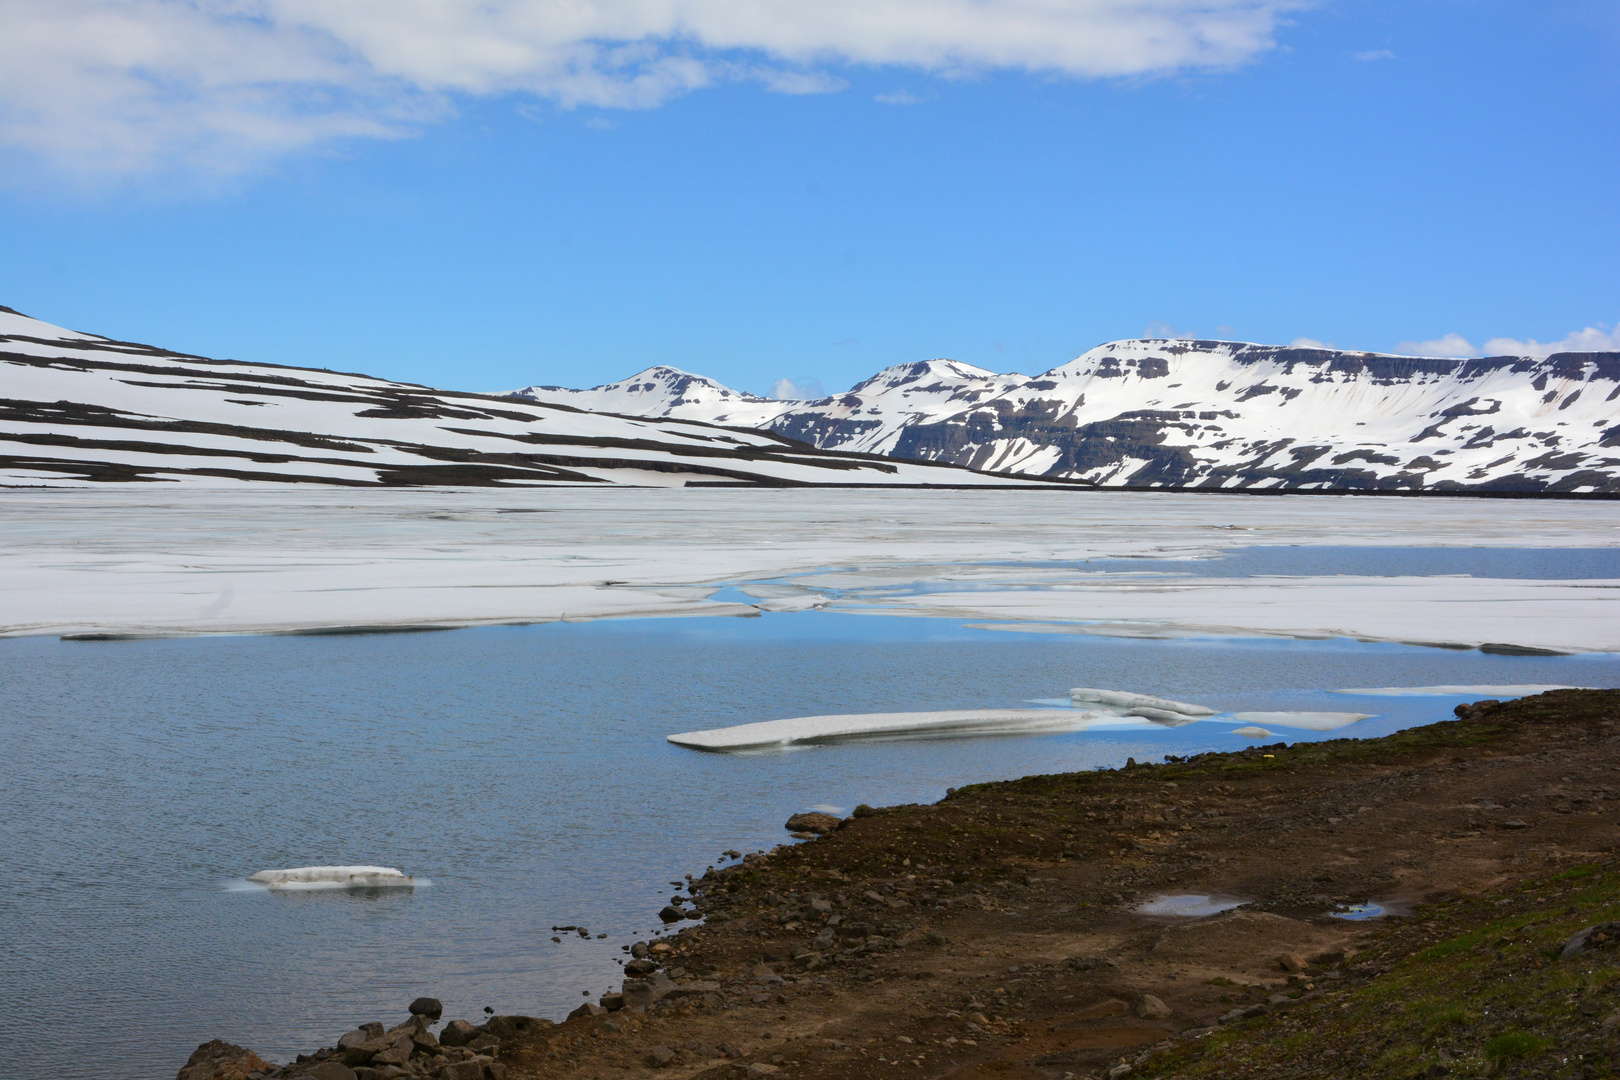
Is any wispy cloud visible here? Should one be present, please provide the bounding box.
[0,0,1315,180]
[1484,323,1620,358]
[876,90,927,105]
[1354,49,1396,62]
[771,376,825,400]
[1397,333,1479,358]
[1289,336,1332,349]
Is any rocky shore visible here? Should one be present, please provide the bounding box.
[181,689,1620,1080]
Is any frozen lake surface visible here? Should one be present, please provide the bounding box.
[2,488,1618,1078]
[3,488,1619,652]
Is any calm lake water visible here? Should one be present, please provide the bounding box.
[5,602,1618,1079]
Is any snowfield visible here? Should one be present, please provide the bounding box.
[514,341,1620,492]
[0,307,1034,489]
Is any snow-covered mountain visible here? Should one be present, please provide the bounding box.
[0,307,1036,488]
[514,341,1620,493]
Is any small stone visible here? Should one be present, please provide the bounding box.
[630,941,650,958]
[1137,994,1173,1020]
[645,1046,676,1068]
[1503,820,1529,830]
[658,905,685,923]
[1276,952,1306,974]
[408,998,443,1019]
[567,1002,606,1021]
[599,992,625,1011]
[337,1031,371,1051]
[625,958,659,976]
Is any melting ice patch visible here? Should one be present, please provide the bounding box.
[245,866,417,890]
[1330,685,1586,697]
[1137,894,1248,917]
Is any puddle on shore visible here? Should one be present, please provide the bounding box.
[1330,902,1387,920]
[1137,894,1248,917]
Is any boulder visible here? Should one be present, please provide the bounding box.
[408,997,443,1019]
[629,941,650,958]
[598,992,625,1011]
[659,905,686,923]
[438,1020,479,1048]
[1562,921,1620,960]
[784,812,842,835]
[621,971,677,1009]
[624,958,659,976]
[1137,994,1173,1020]
[567,1002,606,1021]
[645,1046,677,1068]
[305,1064,358,1080]
[481,1016,551,1041]
[176,1040,273,1080]
[1276,952,1306,974]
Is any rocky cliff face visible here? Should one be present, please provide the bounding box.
[514,340,1620,493]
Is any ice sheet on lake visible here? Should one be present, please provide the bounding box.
[246,865,416,890]
[1227,711,1372,732]
[1330,685,1587,697]
[2,488,1616,652]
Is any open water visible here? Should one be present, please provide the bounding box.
[4,554,1619,1078]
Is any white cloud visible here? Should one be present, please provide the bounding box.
[1288,336,1332,349]
[1396,333,1479,358]
[771,376,825,400]
[1483,324,1620,358]
[1354,49,1396,62]
[0,0,1313,179]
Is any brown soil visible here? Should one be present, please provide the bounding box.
[268,690,1620,1080]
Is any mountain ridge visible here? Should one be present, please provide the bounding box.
[0,307,1043,488]
[512,339,1620,493]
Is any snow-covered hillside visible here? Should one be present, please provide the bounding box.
[513,341,1620,493]
[0,307,1033,488]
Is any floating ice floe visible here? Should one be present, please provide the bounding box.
[246,865,417,890]
[1069,688,1215,724]
[667,709,1123,751]
[1330,684,1585,698]
[1227,711,1372,732]
[1231,726,1274,738]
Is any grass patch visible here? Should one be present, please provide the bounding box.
[1483,1030,1553,1062]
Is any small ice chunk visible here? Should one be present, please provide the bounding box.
[1069,688,1216,718]
[1231,725,1274,738]
[1228,711,1371,732]
[247,865,415,890]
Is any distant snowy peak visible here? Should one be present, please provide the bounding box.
[512,339,1620,493]
[0,308,1038,488]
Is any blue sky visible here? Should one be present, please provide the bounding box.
[1,0,1616,397]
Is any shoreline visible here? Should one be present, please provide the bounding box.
[184,688,1620,1080]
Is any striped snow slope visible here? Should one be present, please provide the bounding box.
[515,342,1620,492]
[0,307,1040,488]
